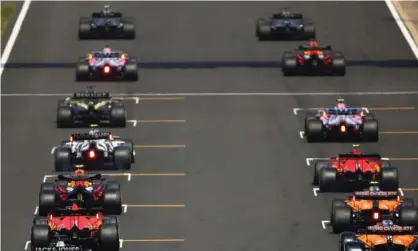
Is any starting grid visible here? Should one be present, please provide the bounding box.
[294,106,418,231]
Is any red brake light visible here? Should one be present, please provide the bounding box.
[340,125,346,133]
[88,150,96,159]
[373,212,379,220]
[103,66,111,74]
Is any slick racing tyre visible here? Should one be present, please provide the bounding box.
[304,117,324,142]
[399,206,418,226]
[313,161,331,185]
[401,198,414,207]
[124,58,138,81]
[114,145,131,170]
[79,18,91,39]
[103,216,119,225]
[110,105,126,127]
[331,52,346,76]
[56,107,73,128]
[103,188,122,215]
[120,139,135,163]
[362,120,378,142]
[122,17,135,39]
[379,167,399,191]
[38,191,56,216]
[345,242,365,251]
[105,181,121,191]
[76,63,90,81]
[319,167,337,192]
[54,147,73,172]
[331,205,352,233]
[33,216,48,226]
[31,225,51,251]
[339,232,357,251]
[99,223,120,251]
[303,24,316,39]
[256,21,271,41]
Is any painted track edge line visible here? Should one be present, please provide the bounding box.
[385,0,418,59]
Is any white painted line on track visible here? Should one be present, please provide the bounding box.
[398,188,404,196]
[385,0,418,59]
[34,206,38,215]
[119,239,124,248]
[122,204,128,213]
[43,175,56,183]
[0,0,32,77]
[321,220,330,229]
[51,147,56,155]
[313,188,319,196]
[4,91,418,97]
[127,120,137,127]
[299,131,305,139]
[24,241,30,250]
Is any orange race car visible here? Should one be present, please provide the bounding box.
[339,221,418,251]
[330,187,418,233]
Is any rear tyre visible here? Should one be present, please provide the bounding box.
[331,206,352,233]
[303,24,316,39]
[122,19,135,39]
[339,232,357,251]
[345,242,365,251]
[124,58,138,81]
[313,161,331,185]
[79,18,91,39]
[76,63,90,81]
[110,105,126,127]
[319,167,337,192]
[31,225,51,251]
[380,167,399,191]
[399,206,418,226]
[305,118,324,142]
[54,147,73,172]
[257,23,271,41]
[38,191,56,216]
[56,107,73,128]
[114,146,131,170]
[362,120,378,142]
[103,189,122,215]
[99,223,120,251]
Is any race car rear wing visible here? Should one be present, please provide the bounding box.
[352,190,399,200]
[358,225,416,235]
[73,92,111,99]
[337,153,381,159]
[57,173,102,181]
[70,132,113,141]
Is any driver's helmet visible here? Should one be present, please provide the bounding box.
[335,98,347,110]
[309,39,318,47]
[368,186,380,192]
[89,128,99,136]
[103,5,111,14]
[351,144,361,155]
[103,47,112,55]
[382,219,394,227]
[281,8,291,16]
[74,169,85,176]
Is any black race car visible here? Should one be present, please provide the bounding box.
[53,129,135,171]
[282,42,346,76]
[76,47,138,81]
[56,89,126,128]
[256,9,315,40]
[38,171,122,216]
[79,5,135,39]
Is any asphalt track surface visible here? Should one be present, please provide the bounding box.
[2,2,418,251]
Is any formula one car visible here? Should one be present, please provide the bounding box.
[38,169,122,216]
[57,88,127,128]
[305,99,378,142]
[314,145,398,192]
[31,204,119,251]
[330,187,418,233]
[79,5,135,39]
[53,128,135,171]
[282,40,346,75]
[76,47,138,81]
[256,9,315,40]
[339,221,418,251]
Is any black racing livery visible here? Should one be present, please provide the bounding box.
[256,9,315,40]
[54,129,135,171]
[79,5,135,39]
[38,171,122,216]
[56,89,127,128]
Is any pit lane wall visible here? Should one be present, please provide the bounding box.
[393,0,418,46]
